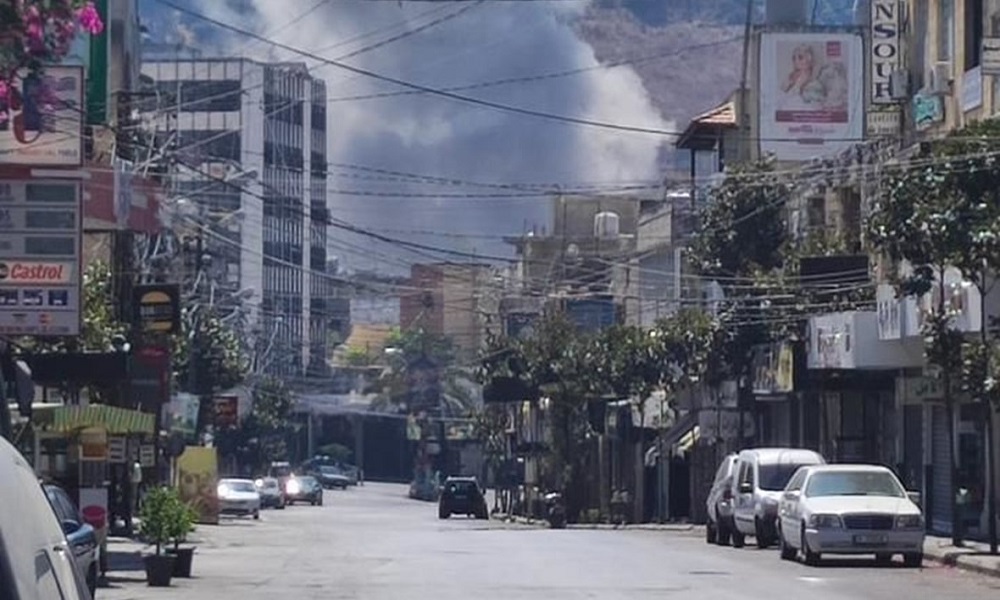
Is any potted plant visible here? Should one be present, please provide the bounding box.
[138,486,178,587]
[166,500,197,578]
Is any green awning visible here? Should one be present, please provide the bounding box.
[51,405,155,435]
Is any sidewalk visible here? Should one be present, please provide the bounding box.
[504,515,1000,577]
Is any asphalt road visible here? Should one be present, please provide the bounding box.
[102,482,1000,600]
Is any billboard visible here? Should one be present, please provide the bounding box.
[0,180,81,335]
[177,446,220,525]
[0,66,84,166]
[758,32,864,160]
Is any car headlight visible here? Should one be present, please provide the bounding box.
[286,480,301,494]
[807,514,843,529]
[895,514,924,529]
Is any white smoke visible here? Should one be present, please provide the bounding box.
[183,1,672,271]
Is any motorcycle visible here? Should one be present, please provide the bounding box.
[544,491,566,529]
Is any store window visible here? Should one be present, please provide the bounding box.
[940,0,956,61]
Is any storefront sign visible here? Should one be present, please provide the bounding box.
[867,108,901,137]
[213,396,238,427]
[132,284,180,334]
[0,66,84,166]
[962,66,983,112]
[913,92,945,130]
[79,426,108,461]
[870,0,901,104]
[752,343,794,395]
[0,180,81,335]
[982,37,1000,75]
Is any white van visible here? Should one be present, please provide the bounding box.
[0,435,92,599]
[729,447,826,549]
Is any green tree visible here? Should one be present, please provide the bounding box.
[867,119,1000,550]
[172,309,249,396]
[215,377,295,472]
[688,158,791,433]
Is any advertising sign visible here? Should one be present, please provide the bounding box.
[176,446,220,525]
[758,32,864,160]
[0,180,81,335]
[0,66,84,166]
[982,37,1000,75]
[132,284,180,333]
[870,0,901,104]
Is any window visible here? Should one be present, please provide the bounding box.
[176,130,241,164]
[804,471,905,498]
[914,0,929,88]
[758,463,814,491]
[785,469,808,492]
[158,80,241,112]
[939,0,955,61]
[966,0,985,70]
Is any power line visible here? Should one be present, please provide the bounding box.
[153,0,684,137]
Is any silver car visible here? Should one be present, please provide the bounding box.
[777,464,924,567]
[218,478,262,519]
[705,453,738,545]
[1,436,91,600]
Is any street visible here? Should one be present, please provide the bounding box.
[101,483,1000,600]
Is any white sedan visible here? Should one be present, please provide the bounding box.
[218,478,262,520]
[777,464,924,567]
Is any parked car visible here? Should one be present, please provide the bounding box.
[286,476,324,506]
[730,448,826,548]
[315,466,352,490]
[43,484,100,597]
[776,464,924,567]
[255,477,286,509]
[438,476,488,520]
[1,436,92,600]
[218,478,262,519]
[705,453,739,546]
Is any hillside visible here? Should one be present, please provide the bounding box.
[576,2,861,127]
[575,7,744,128]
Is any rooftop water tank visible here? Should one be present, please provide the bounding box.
[594,211,620,239]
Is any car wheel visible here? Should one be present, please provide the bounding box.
[253,510,260,520]
[438,507,450,519]
[706,519,716,544]
[800,524,820,566]
[731,527,745,548]
[779,526,796,561]
[903,553,923,568]
[716,519,731,546]
[754,518,772,549]
[87,563,98,597]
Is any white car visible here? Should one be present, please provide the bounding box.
[218,478,262,520]
[776,464,924,567]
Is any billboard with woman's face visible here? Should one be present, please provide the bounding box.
[758,32,864,160]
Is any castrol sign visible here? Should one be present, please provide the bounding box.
[0,180,81,336]
[0,262,73,284]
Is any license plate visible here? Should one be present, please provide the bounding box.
[853,534,888,545]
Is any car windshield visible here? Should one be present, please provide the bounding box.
[299,477,317,486]
[805,471,905,498]
[320,466,340,474]
[224,481,256,493]
[758,463,811,491]
[447,481,477,494]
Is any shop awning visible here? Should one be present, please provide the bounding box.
[49,405,155,435]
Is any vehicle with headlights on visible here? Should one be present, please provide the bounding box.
[776,464,924,567]
[218,478,262,519]
[255,477,286,509]
[285,475,324,506]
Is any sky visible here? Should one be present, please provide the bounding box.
[142,0,672,273]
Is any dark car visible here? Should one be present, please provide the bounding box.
[315,466,351,490]
[438,477,488,520]
[44,484,99,597]
[285,475,324,506]
[1,436,91,600]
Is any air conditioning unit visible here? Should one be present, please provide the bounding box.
[928,62,952,96]
[889,70,910,100]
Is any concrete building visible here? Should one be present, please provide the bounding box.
[399,263,496,361]
[504,195,640,332]
[141,57,330,377]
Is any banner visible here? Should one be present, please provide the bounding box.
[176,446,219,525]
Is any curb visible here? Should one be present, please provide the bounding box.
[502,515,694,531]
[924,550,1000,578]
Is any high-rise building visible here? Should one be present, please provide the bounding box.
[141,57,330,377]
